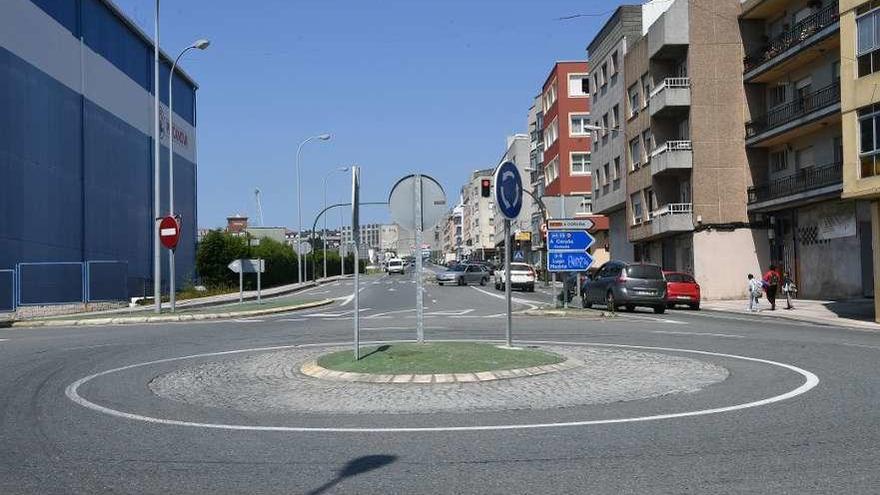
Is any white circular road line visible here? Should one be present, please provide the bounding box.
[65,340,819,433]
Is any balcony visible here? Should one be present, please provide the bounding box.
[649,78,691,118]
[650,203,694,237]
[650,140,693,176]
[647,0,688,60]
[745,81,840,146]
[747,162,842,211]
[743,1,839,82]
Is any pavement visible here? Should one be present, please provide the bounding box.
[1,263,880,493]
[703,296,878,330]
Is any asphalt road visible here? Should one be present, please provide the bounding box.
[1,264,879,494]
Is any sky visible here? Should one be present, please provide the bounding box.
[111,0,631,230]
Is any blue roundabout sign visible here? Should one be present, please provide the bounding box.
[494,161,523,220]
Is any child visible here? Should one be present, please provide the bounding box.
[747,274,762,312]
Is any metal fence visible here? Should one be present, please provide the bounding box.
[13,260,130,307]
[0,270,14,312]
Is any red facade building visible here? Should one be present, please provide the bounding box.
[541,61,593,198]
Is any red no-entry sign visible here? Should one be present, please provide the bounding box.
[159,215,181,250]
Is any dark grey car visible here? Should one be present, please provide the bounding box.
[581,261,667,313]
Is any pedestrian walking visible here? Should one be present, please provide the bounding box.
[763,264,780,311]
[782,271,797,310]
[747,274,762,312]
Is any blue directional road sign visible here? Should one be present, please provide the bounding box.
[547,251,595,272]
[547,231,595,251]
[494,161,523,220]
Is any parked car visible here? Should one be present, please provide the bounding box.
[663,271,701,310]
[494,263,536,292]
[476,261,496,275]
[581,261,667,314]
[436,264,489,286]
[386,258,405,275]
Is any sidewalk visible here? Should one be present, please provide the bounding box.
[702,297,879,330]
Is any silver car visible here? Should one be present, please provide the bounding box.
[436,264,489,286]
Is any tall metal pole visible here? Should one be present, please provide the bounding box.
[168,48,186,313]
[414,174,424,344]
[323,177,328,279]
[352,167,360,360]
[504,218,512,346]
[152,0,161,314]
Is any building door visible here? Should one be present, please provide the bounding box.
[775,212,798,287]
[860,220,875,297]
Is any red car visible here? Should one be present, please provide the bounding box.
[663,271,701,310]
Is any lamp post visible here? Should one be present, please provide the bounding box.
[296,134,332,284]
[168,38,210,312]
[323,167,350,279]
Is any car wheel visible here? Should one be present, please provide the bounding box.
[582,297,592,309]
[625,304,635,312]
[690,303,700,310]
[527,284,535,293]
[653,305,666,314]
[438,282,444,286]
[605,291,616,312]
[458,277,465,286]
[666,302,674,309]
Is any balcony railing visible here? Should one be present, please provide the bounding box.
[650,140,692,158]
[745,81,839,139]
[743,1,839,73]
[650,202,693,219]
[649,77,690,98]
[748,162,842,204]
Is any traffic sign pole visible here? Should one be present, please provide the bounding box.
[352,166,361,361]
[414,174,424,344]
[504,219,512,347]
[494,161,522,347]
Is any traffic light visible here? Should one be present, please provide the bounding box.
[480,179,491,198]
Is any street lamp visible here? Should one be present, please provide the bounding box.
[168,38,210,312]
[296,134,332,284]
[323,167,350,279]
[152,0,161,314]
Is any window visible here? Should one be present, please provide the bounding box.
[644,187,656,214]
[795,146,815,172]
[570,113,592,136]
[602,163,610,186]
[577,197,592,214]
[569,74,590,97]
[629,138,642,171]
[642,129,654,158]
[631,193,644,225]
[571,153,591,175]
[769,84,787,108]
[610,51,619,75]
[770,150,788,172]
[545,118,559,146]
[600,64,608,88]
[858,7,880,77]
[613,157,621,189]
[543,83,557,111]
[834,136,843,164]
[628,84,640,117]
[611,105,620,133]
[545,156,560,183]
[641,74,653,108]
[602,114,610,141]
[592,74,599,96]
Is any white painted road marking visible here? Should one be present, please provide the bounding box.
[470,286,539,311]
[651,330,744,339]
[65,339,819,434]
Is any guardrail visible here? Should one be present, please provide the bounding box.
[649,77,691,98]
[743,1,839,73]
[748,162,842,204]
[650,140,692,157]
[745,81,840,139]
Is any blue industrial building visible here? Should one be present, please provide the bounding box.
[0,0,199,301]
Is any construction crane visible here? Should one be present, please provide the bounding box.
[254,188,264,226]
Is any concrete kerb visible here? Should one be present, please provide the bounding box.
[702,307,880,331]
[300,356,584,384]
[7,299,335,328]
[520,307,615,319]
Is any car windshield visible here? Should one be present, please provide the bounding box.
[627,265,664,280]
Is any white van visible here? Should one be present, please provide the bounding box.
[386,258,405,274]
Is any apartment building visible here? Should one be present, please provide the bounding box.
[743,0,874,300]
[527,96,547,267]
[624,0,766,299]
[342,223,382,259]
[493,135,534,258]
[540,62,596,220]
[441,204,464,261]
[587,5,644,263]
[460,169,496,260]
[840,0,880,319]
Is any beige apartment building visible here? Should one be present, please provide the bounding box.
[624,0,766,299]
[742,0,874,301]
[842,0,880,319]
[460,169,497,260]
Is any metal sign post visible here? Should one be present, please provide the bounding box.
[352,166,361,360]
[494,161,523,348]
[227,259,266,305]
[257,258,262,304]
[388,174,447,345]
[414,173,425,343]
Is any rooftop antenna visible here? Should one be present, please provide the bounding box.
[254,188,264,226]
